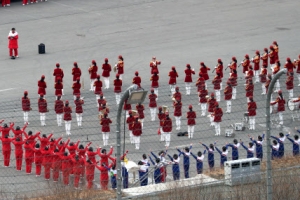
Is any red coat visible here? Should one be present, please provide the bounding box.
[117,61,124,75]
[94,80,102,94]
[271,97,285,112]
[162,118,172,132]
[247,102,257,116]
[196,77,205,91]
[72,82,81,95]
[284,63,294,73]
[100,117,112,132]
[114,79,122,93]
[158,112,166,127]
[24,142,35,159]
[184,69,195,82]
[136,105,145,119]
[132,121,142,136]
[60,154,73,172]
[55,100,64,114]
[0,123,14,138]
[63,106,72,121]
[187,111,196,125]
[38,98,48,113]
[228,73,237,87]
[242,59,250,74]
[87,149,99,163]
[22,97,31,111]
[212,76,221,90]
[102,63,111,77]
[286,76,294,90]
[132,76,141,88]
[245,84,254,97]
[173,92,181,101]
[12,140,25,155]
[41,149,52,166]
[261,52,268,67]
[123,100,131,111]
[52,151,62,169]
[150,61,161,74]
[150,74,159,88]
[199,66,210,80]
[199,89,208,103]
[33,148,43,164]
[38,80,47,95]
[12,127,26,141]
[0,137,13,151]
[8,31,18,49]
[295,61,300,73]
[224,86,232,100]
[168,71,178,85]
[23,131,40,145]
[98,98,106,110]
[74,99,84,113]
[89,65,98,79]
[173,102,182,117]
[72,157,84,174]
[260,68,267,83]
[269,51,276,65]
[72,67,82,81]
[98,147,113,166]
[213,108,223,122]
[54,82,63,96]
[66,141,80,156]
[49,137,61,152]
[246,70,254,81]
[127,116,135,131]
[252,56,260,71]
[229,62,237,73]
[53,68,64,82]
[148,94,157,108]
[208,98,216,112]
[38,134,53,150]
[216,64,223,78]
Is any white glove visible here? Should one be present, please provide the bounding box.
[227,64,230,66]
[294,59,297,62]
[241,62,243,64]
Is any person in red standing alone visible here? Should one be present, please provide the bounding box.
[22,91,31,124]
[72,62,81,82]
[64,100,72,135]
[38,75,47,97]
[89,60,98,91]
[100,113,112,146]
[72,77,81,100]
[247,97,257,130]
[53,63,64,95]
[102,58,112,89]
[150,72,159,99]
[0,134,14,167]
[136,103,145,128]
[199,62,210,89]
[149,89,158,121]
[114,74,122,105]
[132,71,142,89]
[150,56,161,74]
[55,95,64,126]
[168,66,178,94]
[12,137,25,171]
[8,28,18,59]
[74,95,84,127]
[186,105,196,139]
[184,64,195,95]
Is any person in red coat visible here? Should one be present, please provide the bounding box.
[212,102,223,136]
[173,98,182,130]
[198,86,208,116]
[59,151,73,185]
[245,65,254,84]
[32,143,43,176]
[38,75,47,97]
[241,54,250,74]
[0,135,14,167]
[12,123,27,141]
[100,113,112,146]
[126,110,135,144]
[41,146,52,180]
[196,74,205,94]
[269,46,276,70]
[53,63,64,94]
[150,56,161,74]
[24,141,35,174]
[115,55,124,80]
[273,60,281,92]
[38,133,53,150]
[169,66,178,94]
[8,28,18,59]
[1,122,14,138]
[12,137,25,170]
[89,60,98,91]
[207,93,216,126]
[97,92,106,108]
[132,116,142,150]
[224,82,232,113]
[54,95,64,126]
[284,57,294,73]
[215,59,224,90]
[132,71,142,88]
[150,72,159,98]
[247,97,257,130]
[172,86,181,101]
[84,158,95,189]
[136,103,145,128]
[66,140,80,157]
[114,74,122,105]
[102,58,112,89]
[212,73,221,102]
[72,62,81,82]
[2,0,11,7]
[22,91,31,124]
[252,51,260,83]
[149,88,157,121]
[98,147,113,166]
[38,94,48,126]
[199,62,210,87]
[54,78,63,99]
[72,77,81,100]
[71,154,84,189]
[273,41,279,62]
[48,136,61,152]
[94,161,113,190]
[157,107,166,141]
[186,105,196,138]
[52,148,62,182]
[294,55,300,86]
[94,74,103,104]
[228,70,238,99]
[260,64,268,95]
[228,57,237,73]
[270,90,285,125]
[162,112,172,147]
[245,79,254,102]
[184,64,195,95]
[64,100,72,135]
[261,48,269,69]
[286,72,294,98]
[74,95,84,127]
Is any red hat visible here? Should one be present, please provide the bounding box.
[256,50,260,54]
[273,41,277,45]
[116,74,120,78]
[172,66,176,70]
[186,64,190,67]
[158,106,162,110]
[118,55,123,59]
[129,110,132,114]
[269,45,274,50]
[92,60,96,64]
[287,57,291,62]
[104,58,108,62]
[218,58,222,62]
[175,86,179,90]
[211,93,215,96]
[76,77,80,81]
[232,57,236,60]
[56,63,60,67]
[41,75,45,78]
[215,102,219,106]
[135,71,139,75]
[245,54,249,59]
[188,105,193,109]
[65,100,69,104]
[264,48,268,51]
[151,88,154,92]
[76,95,80,98]
[200,62,204,65]
[278,90,282,94]
[24,91,28,95]
[97,74,100,78]
[73,62,77,65]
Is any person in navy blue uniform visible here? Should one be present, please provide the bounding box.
[249,133,265,160]
[138,160,150,186]
[286,133,300,156]
[190,150,206,174]
[215,145,228,168]
[271,140,280,160]
[110,164,117,189]
[240,140,254,158]
[200,141,216,171]
[177,144,192,178]
[270,132,286,158]
[227,139,240,160]
[149,156,162,184]
[167,153,180,180]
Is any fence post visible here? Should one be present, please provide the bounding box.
[266,68,287,200]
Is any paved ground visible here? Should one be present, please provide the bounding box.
[0,0,300,198]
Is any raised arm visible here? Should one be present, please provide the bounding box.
[167,154,174,162]
[215,147,222,155]
[190,152,197,160]
[84,142,92,151]
[241,143,248,151]
[149,156,155,165]
[22,123,28,131]
[150,151,158,160]
[107,146,114,156]
[64,139,70,147]
[201,143,209,150]
[286,136,294,143]
[55,137,62,145]
[47,133,53,140]
[270,136,279,142]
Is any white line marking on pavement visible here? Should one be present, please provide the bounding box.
[0,88,17,92]
[51,1,102,16]
[3,9,51,23]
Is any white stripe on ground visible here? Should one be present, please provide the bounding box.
[0,88,17,92]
